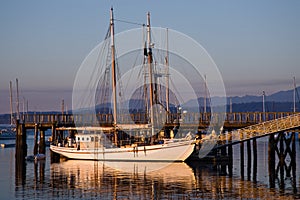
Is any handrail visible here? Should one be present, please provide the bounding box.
[21,112,298,125]
[224,113,300,142]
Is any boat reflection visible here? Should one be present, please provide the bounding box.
[50,160,196,199]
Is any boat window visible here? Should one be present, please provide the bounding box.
[91,137,94,142]
[82,137,84,141]
[87,137,89,141]
[77,137,80,141]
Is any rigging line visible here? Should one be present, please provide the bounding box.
[114,18,145,27]
[169,78,184,106]
[150,29,168,64]
[123,51,143,92]
[131,86,144,111]
[95,40,110,107]
[95,28,112,114]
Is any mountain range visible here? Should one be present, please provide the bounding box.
[183,86,300,112]
[1,87,299,124]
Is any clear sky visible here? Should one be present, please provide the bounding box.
[0,0,299,114]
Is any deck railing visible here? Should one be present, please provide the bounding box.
[21,112,297,126]
[219,112,300,143]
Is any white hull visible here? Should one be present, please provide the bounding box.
[50,139,195,162]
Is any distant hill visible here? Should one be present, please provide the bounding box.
[183,86,300,112]
[229,86,300,104]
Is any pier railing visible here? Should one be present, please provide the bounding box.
[229,112,300,142]
[20,112,297,127]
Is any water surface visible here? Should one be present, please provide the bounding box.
[1,135,299,199]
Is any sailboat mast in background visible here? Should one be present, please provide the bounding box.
[16,78,20,120]
[165,28,170,121]
[293,76,296,112]
[9,81,14,125]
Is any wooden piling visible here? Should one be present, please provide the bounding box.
[33,123,39,155]
[292,132,296,164]
[247,140,251,181]
[15,120,27,186]
[268,134,275,188]
[227,131,233,177]
[240,141,244,180]
[278,132,285,188]
[15,120,27,159]
[291,132,296,192]
[252,138,257,182]
[51,123,56,142]
[39,129,45,154]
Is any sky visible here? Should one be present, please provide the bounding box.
[0,0,299,114]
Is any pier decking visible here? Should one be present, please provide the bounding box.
[18,111,299,129]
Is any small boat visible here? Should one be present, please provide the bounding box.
[50,8,196,162]
[0,143,15,148]
[0,127,16,140]
[26,153,46,161]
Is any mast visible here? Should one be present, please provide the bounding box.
[204,75,207,113]
[147,12,155,136]
[110,8,118,145]
[22,96,25,121]
[61,99,65,115]
[229,97,232,113]
[143,27,148,123]
[262,91,265,121]
[293,76,296,112]
[16,78,20,120]
[110,7,117,127]
[9,81,14,125]
[165,28,170,122]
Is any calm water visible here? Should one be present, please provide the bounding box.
[0,134,300,199]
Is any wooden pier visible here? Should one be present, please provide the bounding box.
[18,111,298,128]
[14,111,300,192]
[15,112,300,153]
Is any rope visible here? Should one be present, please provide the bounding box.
[114,18,145,27]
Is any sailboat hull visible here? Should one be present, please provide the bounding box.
[50,140,195,162]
